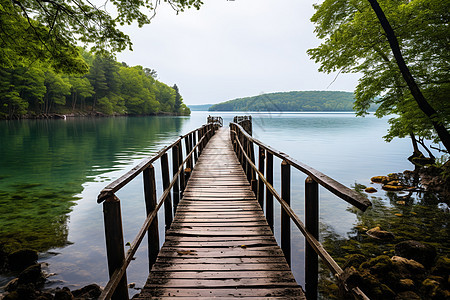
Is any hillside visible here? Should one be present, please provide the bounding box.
[208,91,357,112]
[188,104,213,111]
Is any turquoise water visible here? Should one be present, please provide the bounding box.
[0,112,445,294]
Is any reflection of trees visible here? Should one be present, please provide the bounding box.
[0,117,186,252]
[318,187,449,299]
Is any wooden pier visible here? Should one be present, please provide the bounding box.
[135,128,305,299]
[97,116,371,300]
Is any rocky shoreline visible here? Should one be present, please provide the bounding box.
[0,249,102,300]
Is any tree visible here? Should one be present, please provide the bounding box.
[173,84,182,114]
[0,0,203,71]
[308,0,450,153]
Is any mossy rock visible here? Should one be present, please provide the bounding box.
[343,254,367,269]
[371,176,389,184]
[395,240,437,269]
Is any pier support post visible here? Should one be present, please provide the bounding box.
[305,176,319,300]
[143,165,159,272]
[265,152,274,230]
[178,141,185,197]
[172,145,180,213]
[103,195,129,300]
[257,147,265,209]
[161,153,173,230]
[281,160,291,266]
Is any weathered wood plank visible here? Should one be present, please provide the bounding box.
[136,127,304,299]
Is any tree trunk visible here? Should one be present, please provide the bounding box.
[367,0,450,152]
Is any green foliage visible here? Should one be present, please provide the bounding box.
[0,0,203,72]
[209,91,360,112]
[0,51,189,118]
[308,0,450,146]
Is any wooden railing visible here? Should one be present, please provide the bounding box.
[97,121,220,300]
[207,115,223,127]
[230,119,372,300]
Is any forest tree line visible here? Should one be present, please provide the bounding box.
[0,50,190,119]
[208,91,367,112]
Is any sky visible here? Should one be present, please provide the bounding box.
[115,0,361,105]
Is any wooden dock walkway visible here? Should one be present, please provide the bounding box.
[136,127,305,299]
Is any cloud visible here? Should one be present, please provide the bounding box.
[116,0,360,104]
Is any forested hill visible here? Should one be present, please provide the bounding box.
[0,50,190,119]
[209,91,359,112]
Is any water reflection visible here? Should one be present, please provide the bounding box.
[0,116,186,252]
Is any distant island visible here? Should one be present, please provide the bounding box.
[188,104,213,111]
[208,91,367,112]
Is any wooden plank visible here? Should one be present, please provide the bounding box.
[136,127,304,299]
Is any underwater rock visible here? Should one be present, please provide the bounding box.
[7,249,38,271]
[4,278,19,292]
[72,283,102,299]
[364,187,377,193]
[366,226,395,240]
[371,176,389,184]
[395,240,437,269]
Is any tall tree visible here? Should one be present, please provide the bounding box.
[173,84,182,114]
[308,0,450,153]
[0,0,203,71]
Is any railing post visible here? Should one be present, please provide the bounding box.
[185,136,191,170]
[305,176,319,300]
[143,165,159,272]
[103,195,128,300]
[178,141,185,196]
[257,147,265,209]
[266,152,274,230]
[193,133,198,163]
[160,153,173,230]
[189,133,194,168]
[172,144,180,213]
[281,160,291,266]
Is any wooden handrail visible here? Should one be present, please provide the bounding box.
[230,121,370,300]
[231,122,371,211]
[97,125,211,203]
[98,123,217,300]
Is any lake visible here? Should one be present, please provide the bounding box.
[0,112,446,296]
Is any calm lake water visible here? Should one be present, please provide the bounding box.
[0,112,446,295]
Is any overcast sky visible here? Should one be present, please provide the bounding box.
[115,0,361,105]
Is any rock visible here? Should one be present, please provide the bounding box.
[382,184,406,191]
[18,264,45,287]
[395,240,437,269]
[16,283,38,299]
[371,176,389,184]
[431,256,450,280]
[395,291,421,300]
[54,287,73,300]
[7,249,38,271]
[398,278,415,291]
[341,266,362,289]
[366,226,395,240]
[72,283,102,299]
[5,278,19,292]
[364,187,377,193]
[391,256,425,280]
[343,254,367,269]
[420,278,446,299]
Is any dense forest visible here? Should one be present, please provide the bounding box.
[208,91,364,112]
[0,50,190,119]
